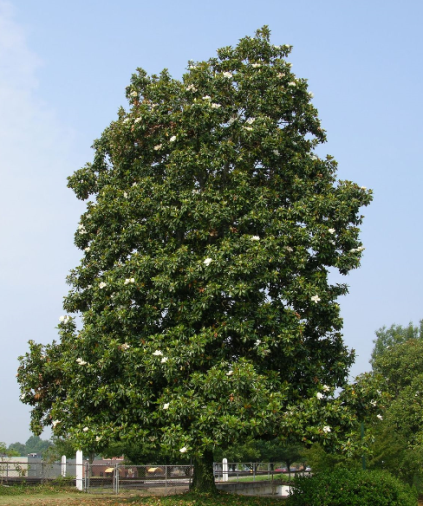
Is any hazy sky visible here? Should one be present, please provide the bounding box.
[1,0,422,446]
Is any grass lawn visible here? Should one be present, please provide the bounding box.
[223,473,294,483]
[0,486,288,506]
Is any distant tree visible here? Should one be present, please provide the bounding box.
[7,442,26,456]
[372,336,423,397]
[214,437,261,463]
[43,436,77,460]
[18,26,372,493]
[24,436,52,456]
[0,442,19,458]
[370,321,423,367]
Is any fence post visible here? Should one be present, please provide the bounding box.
[222,458,228,482]
[114,462,119,494]
[253,462,256,481]
[75,450,83,491]
[61,455,66,477]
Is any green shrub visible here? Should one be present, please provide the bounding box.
[287,468,417,506]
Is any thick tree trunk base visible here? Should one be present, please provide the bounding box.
[189,450,217,494]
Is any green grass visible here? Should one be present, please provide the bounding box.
[224,473,294,483]
[126,492,288,505]
[0,487,287,505]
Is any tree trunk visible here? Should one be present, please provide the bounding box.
[190,450,217,494]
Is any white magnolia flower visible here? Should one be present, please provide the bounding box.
[277,73,285,78]
[123,118,130,124]
[288,81,296,87]
[84,247,91,252]
[223,72,233,78]
[134,117,142,123]
[96,436,102,442]
[311,154,318,160]
[161,357,168,363]
[284,246,293,252]
[254,340,261,347]
[350,246,365,253]
[202,95,211,100]
[308,92,314,98]
[59,316,65,322]
[251,63,261,68]
[83,427,89,433]
[244,127,253,131]
[251,236,260,241]
[78,224,86,234]
[76,358,87,365]
[203,258,213,266]
[246,117,255,124]
[311,295,321,303]
[287,62,293,67]
[123,192,128,198]
[154,144,162,151]
[170,135,177,142]
[377,414,383,421]
[180,447,188,453]
[328,228,335,234]
[273,150,280,156]
[99,282,107,289]
[226,370,233,376]
[370,400,377,407]
[124,278,135,285]
[52,420,61,428]
[121,343,130,350]
[211,103,221,109]
[186,84,197,91]
[322,385,330,392]
[130,90,138,97]
[163,403,170,410]
[283,44,291,48]
[361,186,367,190]
[274,45,281,50]
[153,350,163,356]
[228,116,237,125]
[189,65,196,70]
[323,426,331,433]
[316,392,324,400]
[20,394,25,400]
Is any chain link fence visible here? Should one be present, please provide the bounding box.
[213,462,309,482]
[0,459,304,494]
[84,463,193,494]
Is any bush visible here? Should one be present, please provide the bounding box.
[287,468,417,506]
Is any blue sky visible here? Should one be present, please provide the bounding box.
[1,0,422,445]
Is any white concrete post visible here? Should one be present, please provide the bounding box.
[76,450,83,491]
[61,455,66,477]
[222,458,228,482]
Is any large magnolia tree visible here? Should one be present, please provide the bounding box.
[18,27,373,492]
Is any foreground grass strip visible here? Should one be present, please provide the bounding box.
[0,490,287,506]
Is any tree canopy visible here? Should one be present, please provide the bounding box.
[17,27,372,492]
[364,320,423,485]
[370,321,423,367]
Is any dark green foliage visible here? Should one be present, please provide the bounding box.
[287,469,417,506]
